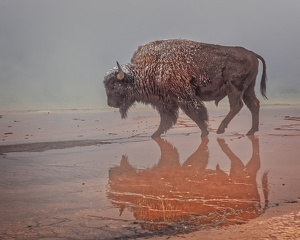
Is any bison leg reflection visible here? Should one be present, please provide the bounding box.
[216,136,268,209]
[182,136,209,171]
[153,138,181,169]
[217,136,260,181]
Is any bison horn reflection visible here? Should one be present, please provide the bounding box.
[107,137,269,233]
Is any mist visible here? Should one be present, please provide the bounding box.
[1,0,300,111]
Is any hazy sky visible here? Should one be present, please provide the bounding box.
[0,0,299,110]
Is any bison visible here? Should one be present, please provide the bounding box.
[103,39,267,138]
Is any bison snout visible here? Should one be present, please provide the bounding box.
[107,98,120,108]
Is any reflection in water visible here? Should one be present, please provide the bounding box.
[107,137,269,233]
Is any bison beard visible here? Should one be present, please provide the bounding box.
[103,39,267,138]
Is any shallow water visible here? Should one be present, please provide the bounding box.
[0,107,299,239]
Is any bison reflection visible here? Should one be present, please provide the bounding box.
[107,137,268,232]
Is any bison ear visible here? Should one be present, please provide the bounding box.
[116,61,125,80]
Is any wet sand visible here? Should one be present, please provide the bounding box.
[0,106,299,239]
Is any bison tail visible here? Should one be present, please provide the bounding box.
[256,54,268,100]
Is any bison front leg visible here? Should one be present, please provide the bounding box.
[152,105,179,139]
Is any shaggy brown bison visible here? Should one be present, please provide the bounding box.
[103,39,267,138]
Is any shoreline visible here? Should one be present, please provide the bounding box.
[1,102,300,114]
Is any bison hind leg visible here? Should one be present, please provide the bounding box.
[217,93,244,134]
[243,85,260,135]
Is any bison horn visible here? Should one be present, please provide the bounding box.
[116,61,125,80]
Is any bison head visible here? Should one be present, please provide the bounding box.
[104,62,135,118]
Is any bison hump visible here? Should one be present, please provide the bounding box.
[130,39,215,87]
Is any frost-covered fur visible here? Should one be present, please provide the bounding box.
[103,39,267,138]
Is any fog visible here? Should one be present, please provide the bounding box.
[1,0,300,111]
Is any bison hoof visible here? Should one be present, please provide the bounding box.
[151,132,162,139]
[246,130,255,136]
[246,127,258,136]
[201,130,209,138]
[216,128,225,134]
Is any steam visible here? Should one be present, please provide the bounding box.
[0,0,299,110]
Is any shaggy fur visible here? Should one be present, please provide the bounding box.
[103,39,267,138]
